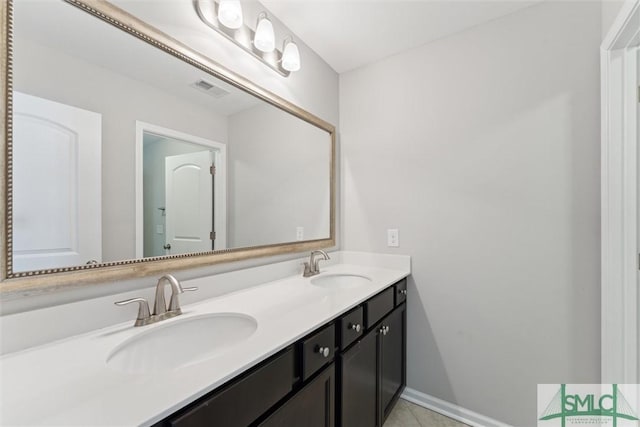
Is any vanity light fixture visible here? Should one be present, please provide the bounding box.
[194,0,299,77]
[281,37,301,72]
[217,0,243,29]
[254,12,275,53]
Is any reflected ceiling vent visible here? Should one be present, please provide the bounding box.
[190,79,230,99]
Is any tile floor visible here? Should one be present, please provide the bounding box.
[384,399,469,427]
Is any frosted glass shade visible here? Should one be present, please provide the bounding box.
[254,16,275,52]
[218,0,243,29]
[282,41,300,72]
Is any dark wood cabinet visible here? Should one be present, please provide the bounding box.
[259,364,335,427]
[338,286,407,427]
[338,329,377,427]
[379,303,406,421]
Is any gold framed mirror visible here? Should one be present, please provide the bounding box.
[0,0,335,295]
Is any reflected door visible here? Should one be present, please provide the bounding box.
[12,91,102,272]
[165,151,213,254]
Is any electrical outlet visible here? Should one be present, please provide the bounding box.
[387,229,399,247]
[296,226,304,241]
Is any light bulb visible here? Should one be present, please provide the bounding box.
[254,14,275,53]
[282,40,300,72]
[218,0,243,29]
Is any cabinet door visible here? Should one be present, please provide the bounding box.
[380,304,406,419]
[338,330,377,427]
[259,364,335,427]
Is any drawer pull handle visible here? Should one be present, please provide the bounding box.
[380,325,390,336]
[317,346,330,358]
[399,289,407,295]
[349,323,362,333]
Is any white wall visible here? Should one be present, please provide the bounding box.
[227,103,331,247]
[340,2,601,425]
[2,2,339,315]
[602,0,627,39]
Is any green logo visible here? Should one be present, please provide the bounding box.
[539,384,638,427]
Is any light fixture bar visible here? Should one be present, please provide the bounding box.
[194,0,291,77]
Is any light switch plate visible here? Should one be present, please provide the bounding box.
[387,229,399,247]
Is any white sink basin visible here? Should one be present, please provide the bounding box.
[310,273,373,289]
[107,313,258,374]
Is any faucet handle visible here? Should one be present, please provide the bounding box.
[114,298,151,326]
[168,286,198,312]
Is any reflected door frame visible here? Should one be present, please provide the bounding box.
[601,0,640,384]
[134,121,227,258]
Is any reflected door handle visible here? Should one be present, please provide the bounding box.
[163,244,171,250]
[86,260,98,265]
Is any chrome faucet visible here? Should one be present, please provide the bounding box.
[115,274,197,327]
[303,250,330,277]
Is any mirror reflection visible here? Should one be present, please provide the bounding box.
[10,0,331,274]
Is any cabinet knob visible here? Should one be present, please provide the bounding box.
[399,289,407,295]
[349,323,362,333]
[380,325,390,336]
[317,346,330,358]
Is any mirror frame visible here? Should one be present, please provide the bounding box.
[0,0,335,295]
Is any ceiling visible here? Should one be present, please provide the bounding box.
[261,0,542,73]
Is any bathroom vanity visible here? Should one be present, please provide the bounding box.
[0,254,410,426]
[155,278,407,427]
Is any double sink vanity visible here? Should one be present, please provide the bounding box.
[0,252,410,426]
[0,1,409,425]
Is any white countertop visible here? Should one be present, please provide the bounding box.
[0,258,410,426]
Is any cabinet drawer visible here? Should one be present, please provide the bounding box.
[301,324,335,381]
[395,279,407,306]
[338,306,364,350]
[168,347,294,427]
[364,287,394,329]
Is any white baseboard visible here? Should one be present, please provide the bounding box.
[401,387,513,427]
